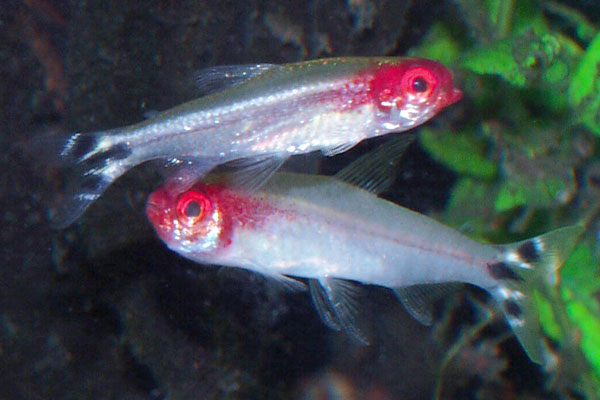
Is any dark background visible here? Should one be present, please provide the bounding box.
[2,1,597,399]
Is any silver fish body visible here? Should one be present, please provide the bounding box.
[147,172,582,364]
[37,57,461,227]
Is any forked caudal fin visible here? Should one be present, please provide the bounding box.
[28,129,133,228]
[489,225,584,364]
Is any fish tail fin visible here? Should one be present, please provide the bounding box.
[27,129,133,228]
[489,225,584,363]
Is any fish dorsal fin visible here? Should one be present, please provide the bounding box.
[223,155,288,192]
[308,278,369,345]
[334,135,415,194]
[195,64,279,95]
[393,283,461,326]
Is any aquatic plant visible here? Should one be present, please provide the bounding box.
[409,0,600,397]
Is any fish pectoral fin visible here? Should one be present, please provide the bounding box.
[334,134,415,194]
[219,262,307,292]
[194,64,280,95]
[320,141,360,157]
[308,278,369,345]
[265,273,307,292]
[393,283,462,326]
[225,155,287,192]
[161,159,220,193]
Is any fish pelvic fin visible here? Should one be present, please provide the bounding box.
[489,225,584,364]
[29,129,133,228]
[308,278,370,345]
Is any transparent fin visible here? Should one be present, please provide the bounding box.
[393,283,462,326]
[308,279,342,331]
[27,130,132,228]
[219,266,307,292]
[308,278,369,345]
[225,155,287,192]
[490,225,584,364]
[320,141,360,157]
[195,64,279,95]
[266,274,307,292]
[335,134,415,194]
[143,110,161,119]
[161,160,220,194]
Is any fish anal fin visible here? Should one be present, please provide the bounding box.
[308,278,369,345]
[393,283,461,326]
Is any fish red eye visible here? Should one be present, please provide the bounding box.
[176,190,212,224]
[402,67,437,98]
[412,77,428,92]
[184,200,201,217]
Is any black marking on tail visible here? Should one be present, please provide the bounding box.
[503,300,523,318]
[84,143,132,166]
[80,175,105,192]
[516,240,540,263]
[69,133,97,160]
[487,262,523,282]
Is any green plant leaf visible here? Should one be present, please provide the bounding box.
[568,32,600,106]
[408,23,461,65]
[462,40,526,86]
[419,128,497,179]
[544,1,598,42]
[578,87,600,136]
[533,289,563,342]
[563,289,600,378]
[561,243,600,295]
[443,178,495,236]
[494,177,568,212]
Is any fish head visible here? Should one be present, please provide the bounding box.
[146,183,224,255]
[370,58,462,131]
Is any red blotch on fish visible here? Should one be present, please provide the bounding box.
[147,182,298,250]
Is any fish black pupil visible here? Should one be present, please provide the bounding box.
[185,200,201,217]
[412,77,428,93]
